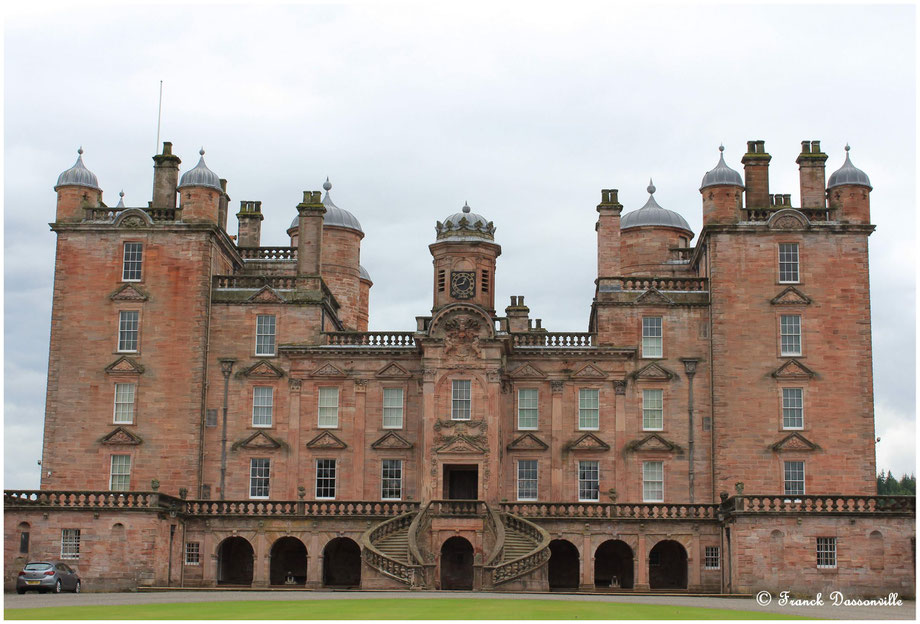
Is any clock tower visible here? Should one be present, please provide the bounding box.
[430,201,501,313]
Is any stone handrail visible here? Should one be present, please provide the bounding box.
[213,275,298,290]
[743,208,831,223]
[361,511,418,585]
[500,501,718,520]
[324,332,417,347]
[408,501,432,567]
[511,333,596,348]
[490,512,551,585]
[238,247,297,260]
[598,277,709,292]
[729,495,916,515]
[483,504,505,567]
[3,490,182,510]
[184,499,419,517]
[430,499,488,516]
[84,207,179,222]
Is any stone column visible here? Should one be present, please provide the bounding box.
[253,529,269,588]
[288,378,303,499]
[688,535,701,591]
[307,532,322,588]
[421,368,437,501]
[635,533,649,590]
[614,380,627,502]
[354,380,367,499]
[550,381,564,500]
[580,530,594,589]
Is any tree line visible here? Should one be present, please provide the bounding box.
[876,471,916,495]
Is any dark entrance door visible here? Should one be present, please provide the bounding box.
[443,465,478,500]
[440,537,474,590]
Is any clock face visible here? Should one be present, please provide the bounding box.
[450,271,475,299]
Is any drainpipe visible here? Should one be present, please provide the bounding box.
[218,359,236,500]
[681,359,699,503]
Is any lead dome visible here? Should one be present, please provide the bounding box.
[177,149,223,191]
[435,201,496,241]
[620,180,693,234]
[827,145,872,190]
[700,146,744,190]
[289,178,363,234]
[55,148,101,191]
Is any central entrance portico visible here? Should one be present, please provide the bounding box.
[443,464,478,500]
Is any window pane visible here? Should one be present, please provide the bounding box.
[642,389,663,430]
[256,315,276,355]
[452,380,471,420]
[383,388,404,428]
[578,388,599,429]
[817,537,836,568]
[316,459,336,499]
[704,546,721,570]
[252,386,273,427]
[110,455,131,491]
[249,458,270,498]
[779,243,799,283]
[185,542,200,565]
[61,529,80,559]
[118,311,139,352]
[780,315,801,355]
[642,317,663,358]
[518,460,538,501]
[113,383,136,424]
[318,388,339,428]
[578,460,599,501]
[122,242,143,281]
[381,459,402,500]
[782,388,803,429]
[643,461,664,502]
[784,461,805,495]
[518,389,538,429]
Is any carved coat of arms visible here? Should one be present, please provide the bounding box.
[443,316,481,360]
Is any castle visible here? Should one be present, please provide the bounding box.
[3,139,914,594]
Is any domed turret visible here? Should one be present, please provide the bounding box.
[827,145,872,224]
[827,145,872,190]
[55,148,101,191]
[177,148,222,223]
[700,147,744,226]
[177,149,222,191]
[289,178,362,234]
[435,201,496,241]
[621,181,693,234]
[700,146,743,190]
[620,181,694,276]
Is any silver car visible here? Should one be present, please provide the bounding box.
[16,561,82,594]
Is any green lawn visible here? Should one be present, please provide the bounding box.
[5,597,807,620]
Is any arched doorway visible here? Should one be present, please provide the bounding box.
[217,536,254,585]
[548,539,580,589]
[322,537,361,587]
[270,537,307,586]
[440,536,474,590]
[594,540,634,589]
[648,540,688,589]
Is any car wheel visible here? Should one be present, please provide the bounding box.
[16,588,25,595]
[55,580,62,593]
[74,581,81,593]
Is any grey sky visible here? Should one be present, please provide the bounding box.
[4,4,916,488]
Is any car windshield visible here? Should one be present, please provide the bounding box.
[24,563,52,571]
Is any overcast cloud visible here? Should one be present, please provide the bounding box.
[4,3,916,488]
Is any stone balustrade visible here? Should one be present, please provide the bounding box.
[84,207,179,222]
[598,276,709,292]
[238,247,297,260]
[490,512,551,585]
[729,495,915,515]
[743,208,832,223]
[324,332,416,347]
[362,511,418,585]
[213,275,298,290]
[185,499,419,517]
[500,501,718,520]
[4,490,177,510]
[511,333,596,348]
[430,499,488,516]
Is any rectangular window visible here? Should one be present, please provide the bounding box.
[782,388,804,429]
[206,409,218,428]
[780,315,801,356]
[817,537,837,568]
[578,460,599,501]
[642,389,664,430]
[517,459,538,501]
[113,383,136,424]
[451,380,471,420]
[578,388,599,430]
[316,459,336,499]
[517,388,538,430]
[318,387,339,428]
[118,310,139,352]
[704,546,721,570]
[784,460,805,496]
[61,529,80,560]
[185,542,201,565]
[252,386,273,427]
[249,458,270,499]
[122,242,143,281]
[255,315,276,356]
[481,269,490,293]
[110,454,131,491]
[779,243,800,283]
[383,388,404,429]
[381,459,403,500]
[643,461,664,502]
[642,317,663,358]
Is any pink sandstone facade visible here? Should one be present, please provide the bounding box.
[4,140,914,595]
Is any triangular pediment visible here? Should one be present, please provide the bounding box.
[771,359,816,379]
[632,362,676,381]
[564,432,610,452]
[571,363,607,379]
[436,434,486,454]
[375,362,411,378]
[371,431,414,450]
[239,360,285,378]
[233,430,284,451]
[306,431,348,449]
[247,286,285,304]
[771,286,812,306]
[507,433,549,451]
[634,288,673,306]
[100,427,143,446]
[311,363,347,378]
[104,356,145,376]
[109,284,148,302]
[625,433,682,453]
[770,432,819,452]
[509,363,546,379]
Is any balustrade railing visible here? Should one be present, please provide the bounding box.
[4,490,172,510]
[361,511,418,585]
[500,501,718,520]
[84,207,179,222]
[146,208,179,222]
[489,511,551,585]
[511,333,595,348]
[430,499,488,516]
[598,277,709,292]
[213,275,298,290]
[185,499,418,517]
[743,208,832,223]
[408,501,433,567]
[483,505,505,566]
[730,495,915,514]
[238,247,297,260]
[324,332,416,347]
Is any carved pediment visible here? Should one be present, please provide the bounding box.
[247,286,285,304]
[624,433,682,454]
[371,431,414,450]
[239,360,285,378]
[771,286,812,306]
[634,288,673,306]
[509,363,546,379]
[375,362,411,378]
[306,431,347,449]
[113,208,153,227]
[311,363,347,378]
[767,209,809,230]
[571,363,607,379]
[770,432,819,452]
[109,284,148,302]
[507,433,549,451]
[771,359,816,379]
[564,433,610,452]
[104,356,144,376]
[100,427,143,446]
[436,434,487,454]
[232,430,284,451]
[632,362,676,381]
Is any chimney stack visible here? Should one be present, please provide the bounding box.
[218,179,229,232]
[741,140,771,209]
[151,142,181,209]
[236,201,264,248]
[796,140,828,209]
[296,191,325,276]
[505,296,531,333]
[596,189,623,280]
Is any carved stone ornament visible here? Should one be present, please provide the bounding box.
[443,316,482,360]
[624,433,682,454]
[613,379,627,395]
[376,362,411,378]
[105,356,145,376]
[100,427,143,446]
[436,434,487,454]
[120,215,146,228]
[311,363,347,378]
[353,379,368,391]
[371,431,414,450]
[771,359,816,379]
[238,360,285,378]
[550,380,565,393]
[232,430,284,452]
[771,286,812,306]
[564,432,610,452]
[631,362,676,382]
[305,431,347,449]
[508,363,546,379]
[507,433,549,451]
[770,432,819,452]
[247,286,285,304]
[109,284,149,302]
[633,288,673,306]
[571,363,607,379]
[288,378,303,390]
[421,368,437,382]
[767,209,809,230]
